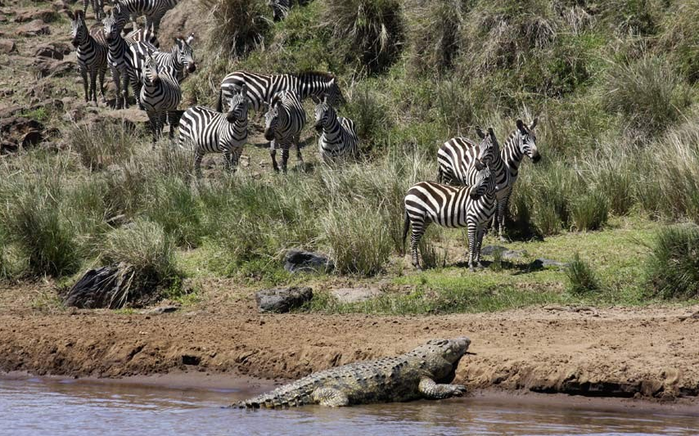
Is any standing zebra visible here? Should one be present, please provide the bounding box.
[67,9,108,105]
[437,119,540,241]
[217,71,343,113]
[268,0,290,21]
[84,0,107,20]
[123,22,160,48]
[131,34,196,83]
[403,129,499,271]
[138,50,181,146]
[264,90,306,173]
[103,6,140,109]
[437,126,502,185]
[178,84,249,178]
[115,0,179,34]
[313,96,359,163]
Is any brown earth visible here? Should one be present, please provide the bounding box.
[1,286,698,402]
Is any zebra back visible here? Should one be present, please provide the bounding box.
[437,127,498,186]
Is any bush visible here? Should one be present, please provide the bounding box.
[604,56,691,137]
[566,253,601,296]
[570,192,609,231]
[406,0,465,76]
[646,225,699,300]
[322,0,405,74]
[68,121,138,171]
[198,0,272,57]
[342,83,391,151]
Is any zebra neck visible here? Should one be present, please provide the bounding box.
[77,34,94,52]
[107,34,126,56]
[170,46,183,71]
[502,131,524,169]
[321,115,341,138]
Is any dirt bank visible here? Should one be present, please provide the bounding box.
[2,301,698,401]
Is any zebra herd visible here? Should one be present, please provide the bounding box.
[64,1,540,271]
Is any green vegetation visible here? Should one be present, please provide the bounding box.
[5,0,699,313]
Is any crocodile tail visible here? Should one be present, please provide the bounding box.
[402,208,410,256]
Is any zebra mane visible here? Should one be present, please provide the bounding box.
[296,71,335,82]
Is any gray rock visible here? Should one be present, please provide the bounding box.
[331,287,382,304]
[255,287,313,313]
[0,116,44,153]
[16,19,50,37]
[0,38,14,54]
[284,250,334,273]
[34,44,66,60]
[64,264,126,309]
[530,258,569,269]
[481,245,527,260]
[14,8,56,23]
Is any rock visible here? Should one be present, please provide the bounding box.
[0,116,45,153]
[255,287,313,313]
[530,258,569,269]
[331,287,382,304]
[16,20,50,37]
[33,57,74,78]
[14,8,56,23]
[284,250,334,273]
[141,305,180,315]
[481,245,508,256]
[481,245,527,260]
[0,38,14,54]
[64,264,127,309]
[34,43,68,60]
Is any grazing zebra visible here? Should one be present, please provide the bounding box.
[115,0,179,34]
[178,84,249,178]
[268,0,290,21]
[437,126,501,186]
[313,97,359,163]
[403,129,499,271]
[138,50,181,146]
[67,9,108,104]
[217,71,343,113]
[103,7,140,109]
[264,90,306,173]
[131,34,196,83]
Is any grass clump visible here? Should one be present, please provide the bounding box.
[566,253,601,296]
[198,0,272,57]
[68,121,138,171]
[570,192,609,231]
[646,225,699,300]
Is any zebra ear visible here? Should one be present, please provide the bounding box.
[487,127,495,137]
[311,95,320,104]
[516,119,527,133]
[66,9,75,20]
[530,117,538,130]
[475,126,485,139]
[186,33,195,45]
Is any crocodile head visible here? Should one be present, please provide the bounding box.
[416,337,471,363]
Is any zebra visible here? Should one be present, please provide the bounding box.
[217,71,344,113]
[313,96,359,163]
[403,129,499,271]
[114,0,179,34]
[437,126,501,186]
[138,50,182,146]
[103,6,141,109]
[131,34,196,83]
[84,0,107,20]
[178,84,249,178]
[264,90,306,173]
[268,0,290,21]
[123,22,159,48]
[437,119,540,241]
[67,9,108,105]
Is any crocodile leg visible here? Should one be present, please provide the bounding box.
[312,388,349,407]
[418,377,467,400]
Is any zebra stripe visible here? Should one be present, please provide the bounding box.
[138,50,181,145]
[403,157,497,271]
[314,99,359,163]
[217,71,343,112]
[123,23,159,48]
[437,127,501,186]
[131,34,196,84]
[115,0,179,34]
[67,9,108,104]
[264,90,306,173]
[178,85,249,178]
[103,7,141,109]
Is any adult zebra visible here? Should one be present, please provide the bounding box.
[138,50,181,146]
[67,9,108,105]
[178,84,249,178]
[437,126,501,185]
[313,96,359,163]
[123,22,159,48]
[114,0,179,34]
[404,128,499,271]
[103,6,141,109]
[217,71,343,113]
[84,0,108,20]
[437,119,540,241]
[130,34,196,83]
[264,90,306,173]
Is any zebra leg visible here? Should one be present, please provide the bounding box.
[99,68,107,103]
[475,225,485,269]
[147,111,158,148]
[498,192,511,242]
[410,221,423,270]
[467,224,477,272]
[89,69,98,105]
[281,146,290,174]
[270,148,280,173]
[111,66,122,109]
[223,147,232,172]
[295,133,304,171]
[80,68,89,103]
[194,150,204,179]
[231,147,242,172]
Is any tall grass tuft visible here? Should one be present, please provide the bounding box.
[566,253,601,296]
[570,192,609,231]
[406,0,465,76]
[68,121,138,171]
[198,0,272,57]
[322,0,405,74]
[646,225,699,300]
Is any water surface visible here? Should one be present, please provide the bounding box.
[1,377,698,435]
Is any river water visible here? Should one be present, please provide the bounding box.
[1,377,698,435]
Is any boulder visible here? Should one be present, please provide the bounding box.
[0,38,14,53]
[64,264,127,309]
[331,287,382,304]
[481,245,528,260]
[33,57,74,78]
[255,287,313,313]
[284,250,334,273]
[14,8,56,23]
[16,20,50,37]
[34,42,70,59]
[0,116,44,153]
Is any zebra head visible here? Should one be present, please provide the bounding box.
[102,8,119,42]
[264,95,281,141]
[226,84,248,123]
[469,165,492,200]
[66,9,87,48]
[515,118,541,163]
[175,34,196,74]
[313,97,335,133]
[474,126,501,169]
[141,51,161,85]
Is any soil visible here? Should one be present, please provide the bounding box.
[1,286,698,402]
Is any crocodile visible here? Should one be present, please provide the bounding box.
[231,337,471,408]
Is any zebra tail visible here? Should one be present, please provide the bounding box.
[402,209,410,256]
[216,88,223,112]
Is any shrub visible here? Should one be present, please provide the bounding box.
[322,0,405,74]
[570,192,609,231]
[406,0,465,76]
[342,83,391,150]
[646,225,699,300]
[604,56,691,137]
[566,253,601,296]
[198,0,272,57]
[145,178,202,248]
[67,121,138,171]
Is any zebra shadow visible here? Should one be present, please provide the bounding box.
[498,217,545,242]
[451,259,536,274]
